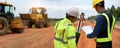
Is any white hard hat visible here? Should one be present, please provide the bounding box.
[66,7,79,17]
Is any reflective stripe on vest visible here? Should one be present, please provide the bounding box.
[96,13,116,42]
[54,29,68,44]
[54,23,75,44]
[67,36,76,40]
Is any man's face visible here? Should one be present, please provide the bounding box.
[95,6,101,13]
[71,17,77,23]
[95,6,99,13]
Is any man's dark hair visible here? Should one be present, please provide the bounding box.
[81,12,84,15]
[96,1,105,8]
[66,13,75,19]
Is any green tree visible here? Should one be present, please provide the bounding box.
[107,5,120,20]
[87,16,97,20]
[110,5,116,16]
[116,7,120,20]
[107,8,110,12]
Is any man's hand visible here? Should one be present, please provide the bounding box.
[82,25,93,35]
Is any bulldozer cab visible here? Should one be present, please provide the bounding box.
[0,2,14,21]
[30,7,48,19]
[30,7,46,14]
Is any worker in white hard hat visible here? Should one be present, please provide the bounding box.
[86,0,116,48]
[54,7,79,48]
[79,12,86,25]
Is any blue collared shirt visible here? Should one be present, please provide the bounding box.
[87,10,113,38]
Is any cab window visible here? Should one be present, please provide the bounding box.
[5,6,13,14]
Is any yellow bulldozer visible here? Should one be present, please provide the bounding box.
[0,2,24,35]
[20,7,50,28]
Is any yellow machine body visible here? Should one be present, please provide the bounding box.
[9,19,24,29]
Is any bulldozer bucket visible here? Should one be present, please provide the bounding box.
[20,14,32,20]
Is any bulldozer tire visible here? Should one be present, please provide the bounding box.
[44,20,50,27]
[11,28,24,33]
[0,17,8,35]
[22,20,32,28]
[27,20,33,28]
[35,20,44,28]
[22,20,28,28]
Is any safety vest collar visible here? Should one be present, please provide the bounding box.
[64,18,73,24]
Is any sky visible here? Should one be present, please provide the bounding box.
[0,0,120,18]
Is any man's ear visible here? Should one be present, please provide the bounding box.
[69,17,73,20]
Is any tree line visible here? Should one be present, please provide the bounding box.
[107,5,120,20]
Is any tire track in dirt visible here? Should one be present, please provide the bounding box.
[0,27,54,48]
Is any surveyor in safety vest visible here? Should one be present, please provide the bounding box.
[54,7,79,48]
[86,0,116,48]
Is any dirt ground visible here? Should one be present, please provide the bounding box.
[0,21,119,48]
[75,21,120,48]
[0,27,54,48]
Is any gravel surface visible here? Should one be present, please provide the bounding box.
[0,21,119,48]
[0,27,54,48]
